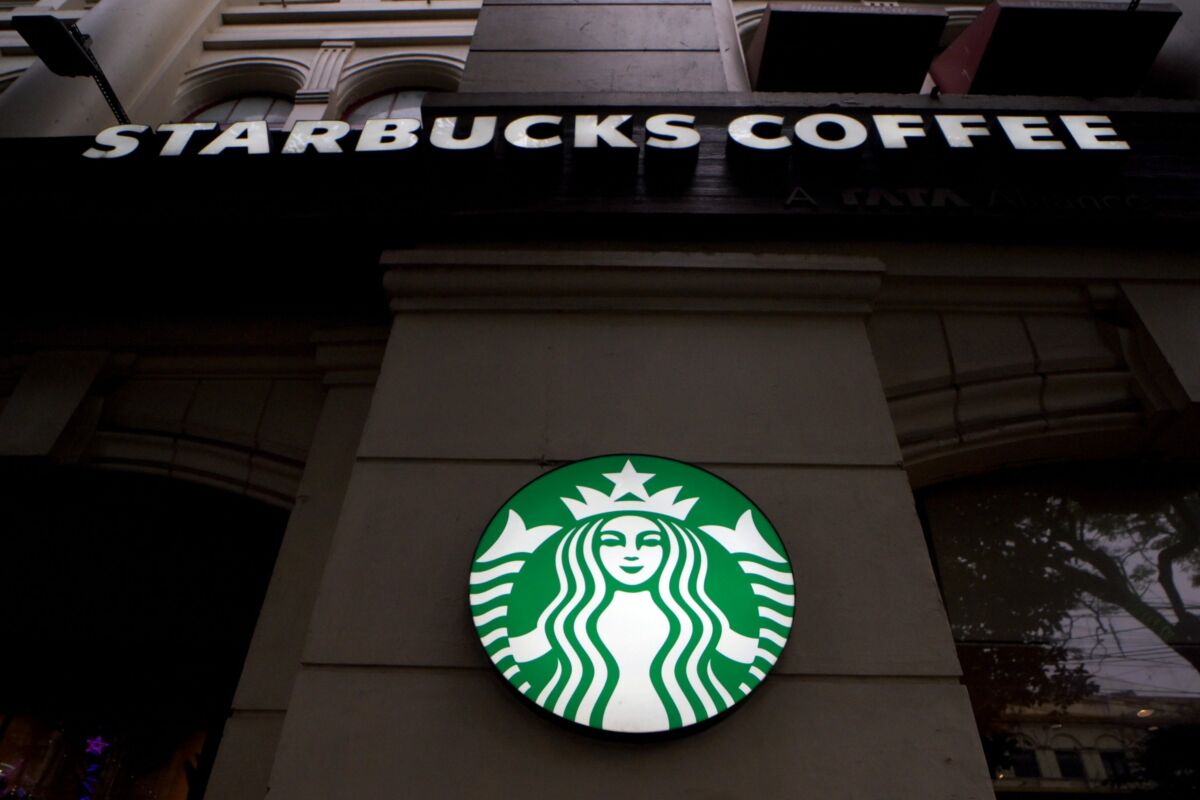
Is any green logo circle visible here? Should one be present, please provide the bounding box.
[469,455,794,734]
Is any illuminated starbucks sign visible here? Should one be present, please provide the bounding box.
[80,112,1130,159]
[468,455,794,734]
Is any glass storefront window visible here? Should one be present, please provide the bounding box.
[0,469,285,800]
[920,462,1200,796]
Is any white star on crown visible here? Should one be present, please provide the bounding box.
[561,459,699,521]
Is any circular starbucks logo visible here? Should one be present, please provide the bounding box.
[469,455,794,734]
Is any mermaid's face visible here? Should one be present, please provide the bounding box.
[597,515,665,588]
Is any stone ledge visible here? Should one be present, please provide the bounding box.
[382,249,885,313]
[221,0,481,25]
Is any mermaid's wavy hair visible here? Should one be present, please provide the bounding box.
[535,516,737,728]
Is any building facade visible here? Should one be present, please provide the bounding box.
[1,0,1199,798]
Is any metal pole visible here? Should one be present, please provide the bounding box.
[91,70,130,124]
[66,20,131,124]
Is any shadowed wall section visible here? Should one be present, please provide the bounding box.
[870,279,1200,488]
[462,0,747,91]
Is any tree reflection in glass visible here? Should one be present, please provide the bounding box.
[920,463,1200,796]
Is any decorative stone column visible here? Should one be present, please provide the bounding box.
[461,0,748,91]
[262,248,995,799]
[0,0,229,136]
[285,41,354,127]
[0,351,107,457]
[204,330,384,800]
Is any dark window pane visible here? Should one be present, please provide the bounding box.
[1055,749,1086,779]
[1011,748,1041,778]
[1101,750,1131,781]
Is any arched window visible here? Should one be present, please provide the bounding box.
[187,95,293,127]
[1049,735,1087,780]
[343,89,431,127]
[1011,742,1041,779]
[919,462,1200,794]
[993,735,1041,782]
[0,468,286,800]
[1098,746,1132,782]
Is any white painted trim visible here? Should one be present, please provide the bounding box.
[329,51,463,118]
[173,55,309,121]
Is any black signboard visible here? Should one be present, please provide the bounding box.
[4,93,1199,243]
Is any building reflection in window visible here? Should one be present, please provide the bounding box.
[0,469,285,800]
[920,462,1200,796]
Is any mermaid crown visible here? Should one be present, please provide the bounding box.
[561,460,698,521]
